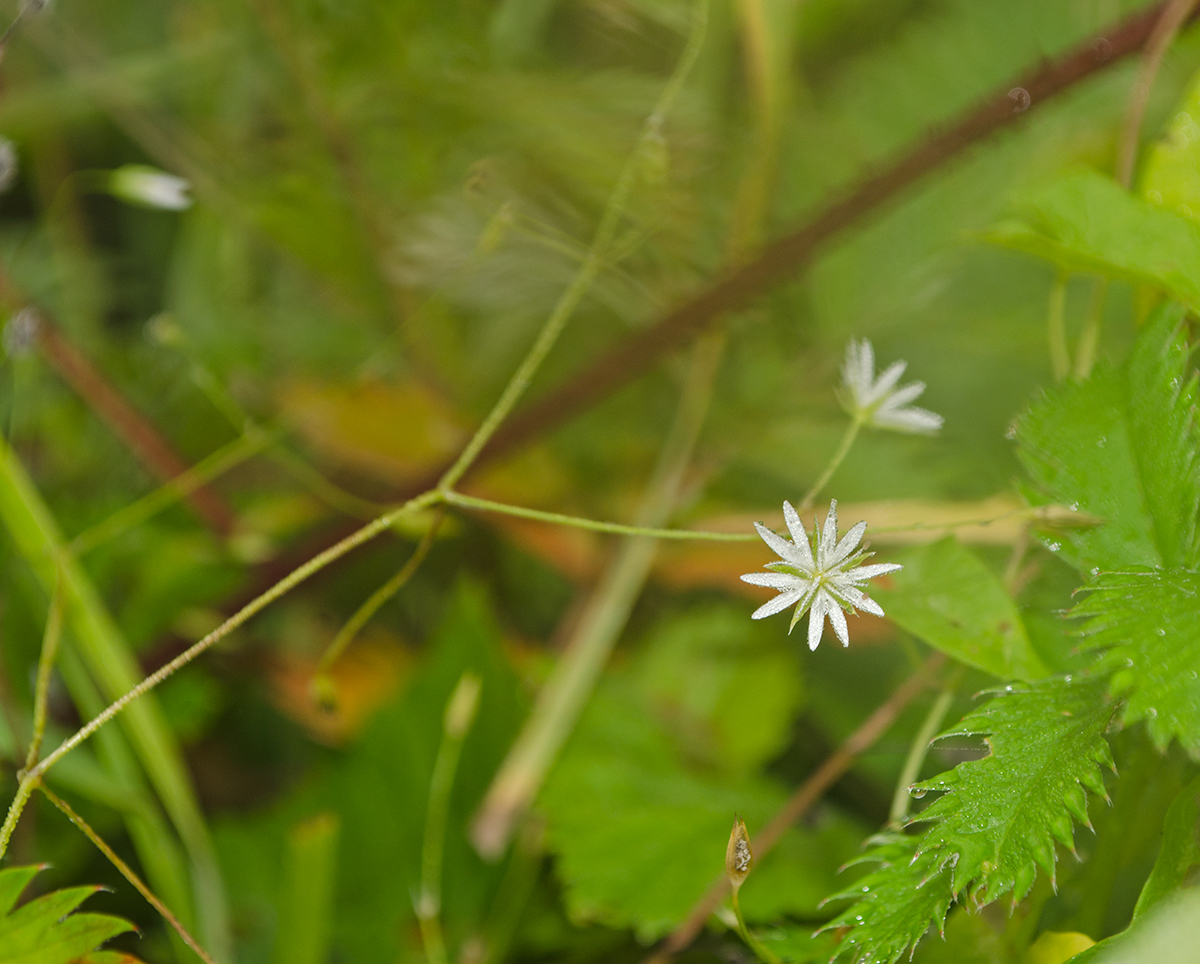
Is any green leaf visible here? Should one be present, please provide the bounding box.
[912,676,1114,901]
[1016,304,1200,573]
[871,538,1046,679]
[541,680,864,941]
[1133,774,1200,919]
[631,603,804,774]
[1075,569,1200,755]
[0,866,138,964]
[821,834,955,964]
[986,170,1200,309]
[823,677,1114,963]
[1140,68,1200,224]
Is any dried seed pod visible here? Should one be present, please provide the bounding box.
[725,816,753,891]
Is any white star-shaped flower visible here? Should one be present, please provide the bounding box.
[839,339,943,434]
[740,500,901,651]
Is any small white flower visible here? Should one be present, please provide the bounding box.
[108,165,192,211]
[740,499,901,651]
[839,338,943,434]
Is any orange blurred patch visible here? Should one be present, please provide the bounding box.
[279,380,467,484]
[268,630,412,745]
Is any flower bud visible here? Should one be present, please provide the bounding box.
[108,165,192,211]
[725,816,753,891]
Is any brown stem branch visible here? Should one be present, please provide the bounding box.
[643,651,947,964]
[392,1,1188,499]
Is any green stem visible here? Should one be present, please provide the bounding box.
[799,416,861,511]
[41,785,219,964]
[417,674,482,964]
[888,668,961,826]
[437,0,709,493]
[1073,278,1107,381]
[23,574,64,772]
[314,508,445,683]
[471,330,725,859]
[24,488,441,788]
[70,431,270,556]
[442,490,755,542]
[0,776,35,861]
[730,887,782,964]
[1048,274,1069,383]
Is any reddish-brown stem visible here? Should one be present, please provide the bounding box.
[391,1,1188,499]
[34,318,236,535]
[643,651,947,964]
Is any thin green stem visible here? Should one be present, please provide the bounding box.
[23,574,64,772]
[19,488,440,792]
[437,0,709,493]
[70,432,270,556]
[314,508,445,684]
[472,330,725,859]
[888,668,961,826]
[417,674,482,964]
[443,490,755,542]
[799,416,861,511]
[730,887,782,964]
[1048,274,1069,383]
[266,443,387,520]
[0,776,35,861]
[1073,278,1107,381]
[40,784,219,964]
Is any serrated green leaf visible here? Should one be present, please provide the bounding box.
[1016,304,1200,573]
[871,538,1046,679]
[986,170,1200,309]
[541,681,864,941]
[913,676,1113,902]
[824,678,1113,963]
[821,834,955,964]
[0,867,137,964]
[0,866,43,918]
[1076,569,1200,755]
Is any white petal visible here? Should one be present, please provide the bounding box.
[855,592,885,617]
[843,339,872,397]
[782,501,815,569]
[844,561,903,582]
[741,570,806,590]
[753,521,806,566]
[825,593,850,646]
[864,359,907,406]
[827,520,867,568]
[819,500,839,563]
[871,406,943,434]
[751,588,805,620]
[878,380,926,409]
[806,592,828,650]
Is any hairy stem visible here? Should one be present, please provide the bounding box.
[417,674,482,964]
[23,575,64,772]
[799,416,861,511]
[443,490,755,541]
[71,431,269,556]
[1048,275,1070,383]
[436,0,709,493]
[315,508,445,683]
[888,668,961,826]
[41,785,219,964]
[472,330,726,859]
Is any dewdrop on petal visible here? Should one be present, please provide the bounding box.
[725,816,753,892]
[741,500,901,650]
[109,165,192,211]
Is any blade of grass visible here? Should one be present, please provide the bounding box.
[0,435,232,961]
[271,813,341,964]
